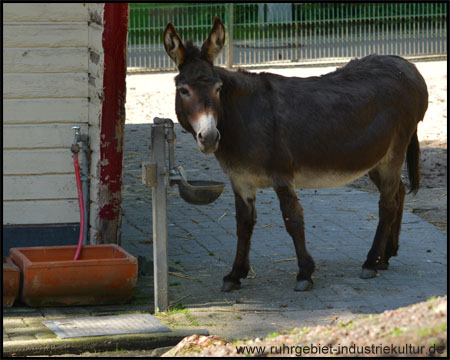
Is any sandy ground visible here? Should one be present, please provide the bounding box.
[125,60,447,230]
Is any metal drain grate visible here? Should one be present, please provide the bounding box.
[43,313,171,339]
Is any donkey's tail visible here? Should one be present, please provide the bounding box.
[406,130,421,194]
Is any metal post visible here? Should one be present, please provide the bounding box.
[151,124,169,313]
[226,3,234,69]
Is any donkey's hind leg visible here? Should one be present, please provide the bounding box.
[222,180,257,292]
[362,165,403,278]
[367,170,406,270]
[274,182,315,291]
[385,180,406,263]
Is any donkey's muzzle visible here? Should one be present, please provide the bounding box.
[197,129,220,154]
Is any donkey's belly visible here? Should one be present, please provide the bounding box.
[294,168,370,189]
[227,168,370,190]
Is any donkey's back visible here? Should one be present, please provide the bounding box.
[215,55,428,188]
[264,55,428,129]
[267,54,428,126]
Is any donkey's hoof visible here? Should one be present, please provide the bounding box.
[360,268,378,279]
[375,262,389,270]
[295,280,313,291]
[221,281,240,292]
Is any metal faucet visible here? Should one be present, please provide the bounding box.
[152,118,182,185]
[72,126,89,144]
[71,126,81,153]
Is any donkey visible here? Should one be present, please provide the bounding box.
[163,17,428,292]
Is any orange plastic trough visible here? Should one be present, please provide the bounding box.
[9,244,138,307]
[3,256,21,307]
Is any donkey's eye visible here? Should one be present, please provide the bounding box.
[178,87,190,97]
[216,85,223,94]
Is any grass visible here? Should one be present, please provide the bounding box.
[266,331,280,339]
[167,302,186,314]
[299,327,310,336]
[184,310,200,326]
[162,303,200,327]
[338,320,356,330]
[115,344,126,353]
[390,327,404,336]
[418,323,447,337]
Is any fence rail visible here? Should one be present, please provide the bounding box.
[127,3,447,72]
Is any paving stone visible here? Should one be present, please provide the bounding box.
[18,316,45,327]
[3,318,27,329]
[7,329,38,338]
[35,331,58,340]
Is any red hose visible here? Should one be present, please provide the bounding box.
[73,154,85,261]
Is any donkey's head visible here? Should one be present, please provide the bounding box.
[164,16,225,154]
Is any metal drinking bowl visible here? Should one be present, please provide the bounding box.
[178,179,225,205]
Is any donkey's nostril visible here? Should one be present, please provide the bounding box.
[198,132,203,140]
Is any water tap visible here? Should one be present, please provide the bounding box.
[71,126,81,153]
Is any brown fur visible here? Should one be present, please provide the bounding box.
[164,17,429,290]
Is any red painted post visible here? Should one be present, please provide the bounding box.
[98,3,129,244]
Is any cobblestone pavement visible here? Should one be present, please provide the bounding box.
[120,121,447,341]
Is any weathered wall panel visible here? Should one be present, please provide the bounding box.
[87,3,106,243]
[88,22,104,54]
[3,124,89,149]
[3,23,88,48]
[2,3,110,238]
[3,99,88,124]
[3,73,88,99]
[3,150,84,174]
[3,200,80,225]
[4,175,77,200]
[4,48,88,73]
[3,3,90,22]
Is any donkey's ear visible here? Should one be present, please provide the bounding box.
[163,23,185,68]
[201,16,225,64]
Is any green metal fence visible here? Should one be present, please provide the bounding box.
[127,2,447,71]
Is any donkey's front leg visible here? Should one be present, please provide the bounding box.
[222,182,257,292]
[274,183,315,291]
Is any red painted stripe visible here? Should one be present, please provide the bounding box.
[99,3,129,221]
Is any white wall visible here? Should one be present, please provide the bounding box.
[3,3,104,241]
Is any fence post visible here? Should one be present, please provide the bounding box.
[226,3,234,68]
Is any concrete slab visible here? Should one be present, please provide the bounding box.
[43,314,170,339]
